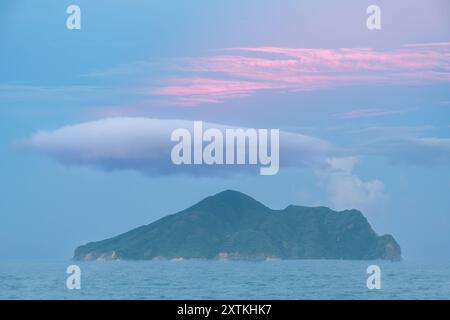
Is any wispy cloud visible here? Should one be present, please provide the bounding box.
[0,84,135,107]
[404,41,450,48]
[149,43,450,105]
[360,137,450,166]
[348,125,434,139]
[0,85,103,102]
[20,43,449,108]
[334,108,413,120]
[150,77,280,106]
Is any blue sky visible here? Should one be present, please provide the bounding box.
[1,0,450,261]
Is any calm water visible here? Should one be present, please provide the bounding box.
[0,260,449,299]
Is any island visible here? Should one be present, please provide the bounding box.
[74,190,401,261]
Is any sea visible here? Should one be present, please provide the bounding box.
[1,260,449,299]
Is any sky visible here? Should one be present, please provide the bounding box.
[0,0,450,261]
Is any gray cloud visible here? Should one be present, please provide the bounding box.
[361,137,450,166]
[21,117,331,176]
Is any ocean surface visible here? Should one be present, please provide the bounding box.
[1,260,449,299]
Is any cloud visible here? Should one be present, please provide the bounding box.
[0,84,136,107]
[349,125,434,139]
[318,157,386,213]
[21,117,331,176]
[334,108,413,119]
[150,77,280,106]
[149,43,450,105]
[232,46,450,71]
[0,85,104,102]
[404,41,450,48]
[21,118,399,214]
[317,124,450,167]
[361,137,450,166]
[18,43,448,107]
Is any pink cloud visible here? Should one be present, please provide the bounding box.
[151,43,450,106]
[334,108,411,120]
[404,42,450,48]
[150,77,279,106]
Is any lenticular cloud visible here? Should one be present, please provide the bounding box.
[21,117,331,176]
